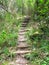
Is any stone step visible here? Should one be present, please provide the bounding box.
[13,50,31,54]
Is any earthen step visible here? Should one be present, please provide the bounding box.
[17,43,29,48]
[19,31,26,33]
[18,36,26,39]
[21,25,27,27]
[18,39,27,42]
[18,41,27,45]
[22,23,27,25]
[20,27,26,29]
[13,50,31,54]
[18,40,27,44]
[16,55,29,64]
[18,40,26,42]
[18,35,25,37]
[19,29,30,32]
[18,32,26,35]
[18,36,26,40]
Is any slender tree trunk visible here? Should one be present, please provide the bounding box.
[22,0,25,15]
[8,0,14,12]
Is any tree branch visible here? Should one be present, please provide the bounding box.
[0,2,14,16]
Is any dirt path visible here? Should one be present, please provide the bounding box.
[9,17,31,65]
[16,19,31,65]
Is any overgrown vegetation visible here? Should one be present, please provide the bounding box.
[25,0,49,65]
[0,0,49,65]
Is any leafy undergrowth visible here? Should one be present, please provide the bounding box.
[0,0,49,65]
[0,12,23,64]
[25,20,49,65]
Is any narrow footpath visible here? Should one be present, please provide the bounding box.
[9,16,31,65]
[16,17,31,65]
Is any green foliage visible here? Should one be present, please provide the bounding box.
[3,47,9,55]
[0,0,49,65]
[37,0,49,22]
[26,21,49,64]
[0,0,8,6]
[2,61,8,65]
[0,30,18,47]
